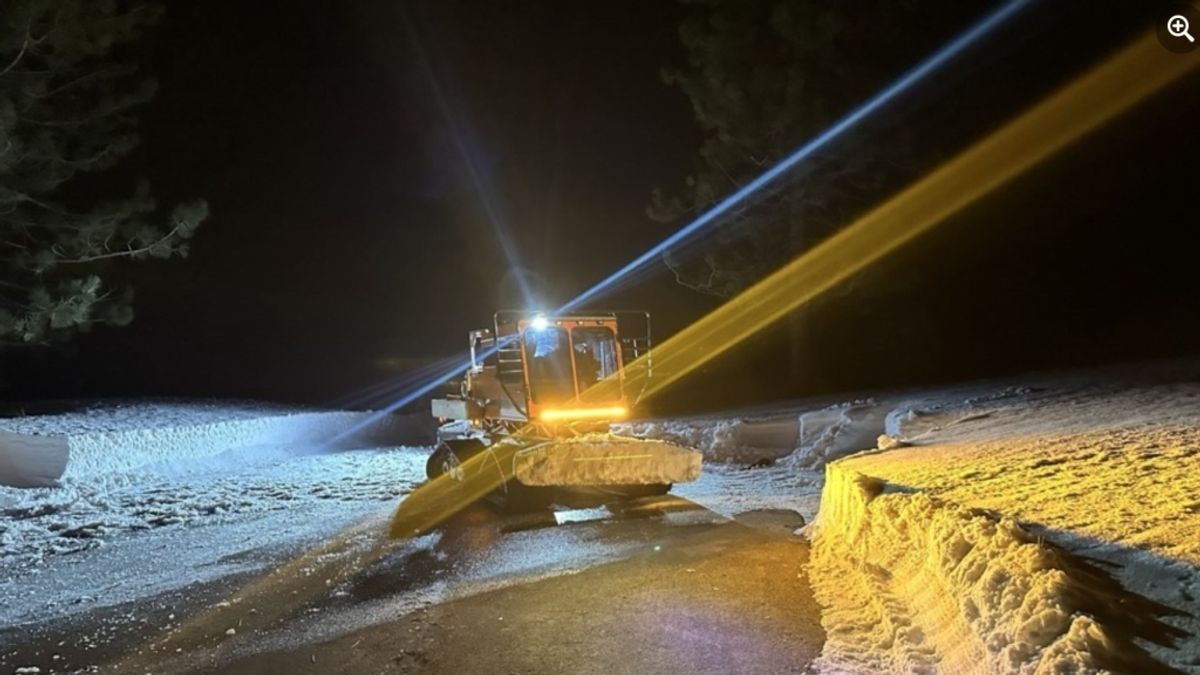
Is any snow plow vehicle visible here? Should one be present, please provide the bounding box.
[426,310,702,509]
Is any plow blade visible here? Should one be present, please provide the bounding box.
[512,435,702,486]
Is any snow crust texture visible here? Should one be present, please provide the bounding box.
[0,403,432,570]
[621,398,890,468]
[0,402,428,487]
[810,465,1181,674]
[810,378,1200,674]
[512,435,702,486]
[0,442,428,578]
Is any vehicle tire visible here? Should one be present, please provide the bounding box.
[619,483,672,498]
[425,438,487,481]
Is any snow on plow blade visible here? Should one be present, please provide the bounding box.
[512,435,702,486]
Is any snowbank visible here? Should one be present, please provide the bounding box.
[0,445,430,616]
[621,399,891,467]
[790,400,890,468]
[0,431,69,489]
[808,380,1200,673]
[808,463,1181,674]
[0,403,432,487]
[0,402,436,568]
[618,418,760,462]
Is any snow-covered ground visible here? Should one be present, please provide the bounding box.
[807,374,1200,674]
[7,372,1198,674]
[675,462,823,524]
[0,401,301,437]
[622,397,894,467]
[0,443,427,575]
[0,401,432,569]
[0,398,834,641]
[0,443,431,672]
[0,401,426,487]
[0,398,829,674]
[624,398,901,524]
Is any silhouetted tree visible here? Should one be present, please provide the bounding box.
[652,0,973,296]
[0,0,206,346]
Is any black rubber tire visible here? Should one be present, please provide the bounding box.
[616,483,672,498]
[424,444,451,481]
[425,438,488,481]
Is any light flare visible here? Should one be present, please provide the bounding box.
[613,31,1199,402]
[330,0,1031,451]
[391,30,1199,538]
[539,405,628,421]
[402,7,538,307]
[560,0,1033,311]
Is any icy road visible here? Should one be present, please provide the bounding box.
[0,420,824,674]
[9,368,1194,673]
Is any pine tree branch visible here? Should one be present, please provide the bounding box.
[52,224,183,264]
[0,2,204,349]
[0,25,33,78]
[40,68,116,98]
[9,192,77,217]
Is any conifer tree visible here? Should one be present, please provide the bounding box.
[652,0,972,296]
[0,0,206,346]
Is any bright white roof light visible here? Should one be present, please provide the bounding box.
[529,315,550,330]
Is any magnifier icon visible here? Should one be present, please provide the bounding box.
[1168,14,1196,42]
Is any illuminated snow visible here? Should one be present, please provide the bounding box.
[0,401,421,487]
[808,377,1200,673]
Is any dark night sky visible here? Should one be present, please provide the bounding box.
[5,1,1200,413]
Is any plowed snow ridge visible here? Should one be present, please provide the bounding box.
[0,402,421,487]
[809,380,1200,674]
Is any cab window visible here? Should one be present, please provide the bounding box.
[522,326,575,404]
[571,326,619,391]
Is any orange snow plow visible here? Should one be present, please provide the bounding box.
[424,310,701,510]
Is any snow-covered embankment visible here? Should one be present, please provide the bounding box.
[809,463,1175,674]
[0,402,435,572]
[806,382,1198,674]
[0,403,428,487]
[622,399,894,521]
[623,398,890,466]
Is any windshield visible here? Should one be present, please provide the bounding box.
[522,326,575,404]
[571,327,619,393]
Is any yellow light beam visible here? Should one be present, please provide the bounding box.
[111,26,1196,675]
[390,436,524,537]
[391,32,1197,538]
[617,31,1198,402]
[539,405,629,421]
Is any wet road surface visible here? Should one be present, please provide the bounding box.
[5,484,824,674]
[150,494,825,672]
[216,504,824,674]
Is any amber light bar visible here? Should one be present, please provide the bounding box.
[539,405,628,422]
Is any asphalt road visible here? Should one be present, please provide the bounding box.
[74,495,826,675]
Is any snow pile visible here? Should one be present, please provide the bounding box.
[880,384,1049,443]
[808,379,1200,673]
[0,400,297,436]
[0,444,428,572]
[0,401,437,569]
[512,434,701,486]
[788,399,890,468]
[0,402,432,487]
[621,399,890,467]
[673,462,823,523]
[618,418,754,462]
[808,464,1179,674]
